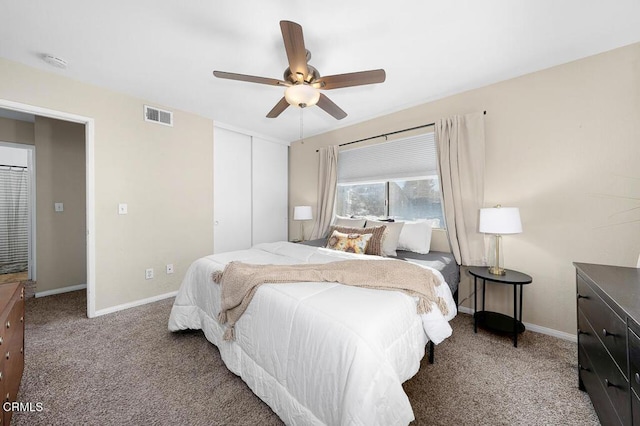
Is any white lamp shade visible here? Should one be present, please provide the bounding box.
[293,205,313,221]
[285,84,320,108]
[479,207,522,234]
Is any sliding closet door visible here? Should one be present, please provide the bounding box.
[252,138,288,245]
[213,127,252,253]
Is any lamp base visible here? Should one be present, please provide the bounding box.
[488,266,506,276]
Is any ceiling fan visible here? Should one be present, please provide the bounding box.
[213,20,386,120]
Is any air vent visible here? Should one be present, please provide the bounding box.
[144,105,173,127]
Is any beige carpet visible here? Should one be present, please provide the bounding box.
[12,291,599,425]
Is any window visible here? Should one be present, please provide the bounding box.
[389,177,443,223]
[335,132,445,227]
[336,182,385,218]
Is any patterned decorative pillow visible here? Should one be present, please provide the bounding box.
[327,225,386,256]
[325,230,372,255]
[365,220,405,256]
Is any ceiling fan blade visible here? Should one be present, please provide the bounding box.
[280,20,309,81]
[316,69,386,90]
[213,71,287,86]
[317,93,347,120]
[266,97,290,118]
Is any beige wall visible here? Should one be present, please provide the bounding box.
[290,42,640,335]
[34,117,86,292]
[0,58,214,312]
[0,116,34,145]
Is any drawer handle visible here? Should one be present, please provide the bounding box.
[579,364,590,372]
[605,378,619,388]
[577,294,589,300]
[0,336,3,345]
[635,373,640,385]
[602,328,616,338]
[4,351,8,360]
[0,371,3,381]
[20,316,23,323]
[5,320,9,329]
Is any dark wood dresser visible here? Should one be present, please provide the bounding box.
[574,263,640,426]
[0,282,25,426]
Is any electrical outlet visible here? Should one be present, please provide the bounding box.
[145,268,154,279]
[118,203,128,215]
[166,264,174,274]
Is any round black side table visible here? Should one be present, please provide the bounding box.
[468,266,533,347]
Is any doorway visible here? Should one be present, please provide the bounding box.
[0,142,35,287]
[0,99,95,318]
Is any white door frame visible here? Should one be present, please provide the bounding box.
[0,99,96,318]
[0,141,36,281]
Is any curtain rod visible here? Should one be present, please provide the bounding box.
[0,164,27,169]
[316,110,486,152]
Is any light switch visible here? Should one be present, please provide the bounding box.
[54,203,64,212]
[118,203,128,215]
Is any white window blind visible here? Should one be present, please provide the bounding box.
[337,132,437,184]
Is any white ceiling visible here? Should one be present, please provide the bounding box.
[1,1,639,143]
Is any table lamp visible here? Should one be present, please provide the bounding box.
[293,206,313,241]
[479,205,522,275]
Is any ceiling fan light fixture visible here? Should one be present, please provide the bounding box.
[285,84,320,108]
[213,21,384,120]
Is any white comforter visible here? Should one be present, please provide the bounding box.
[168,241,456,426]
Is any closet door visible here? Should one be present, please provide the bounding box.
[252,138,288,244]
[213,127,252,253]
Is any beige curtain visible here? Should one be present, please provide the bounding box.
[436,112,485,266]
[310,145,339,240]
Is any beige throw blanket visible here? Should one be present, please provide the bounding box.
[212,259,448,341]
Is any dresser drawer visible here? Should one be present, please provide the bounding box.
[578,309,631,425]
[630,329,640,396]
[5,299,24,348]
[579,343,624,425]
[633,388,640,426]
[2,335,23,403]
[577,275,628,377]
[0,291,22,339]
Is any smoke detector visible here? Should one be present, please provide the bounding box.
[42,54,68,69]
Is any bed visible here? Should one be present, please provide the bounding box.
[168,241,457,425]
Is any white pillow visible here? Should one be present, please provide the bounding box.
[397,220,435,254]
[365,220,404,256]
[333,215,366,228]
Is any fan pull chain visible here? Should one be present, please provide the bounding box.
[300,107,304,144]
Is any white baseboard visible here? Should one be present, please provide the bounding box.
[457,306,474,315]
[93,290,178,317]
[35,284,87,298]
[457,306,576,342]
[524,322,576,342]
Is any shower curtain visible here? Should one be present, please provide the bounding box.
[0,167,29,274]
